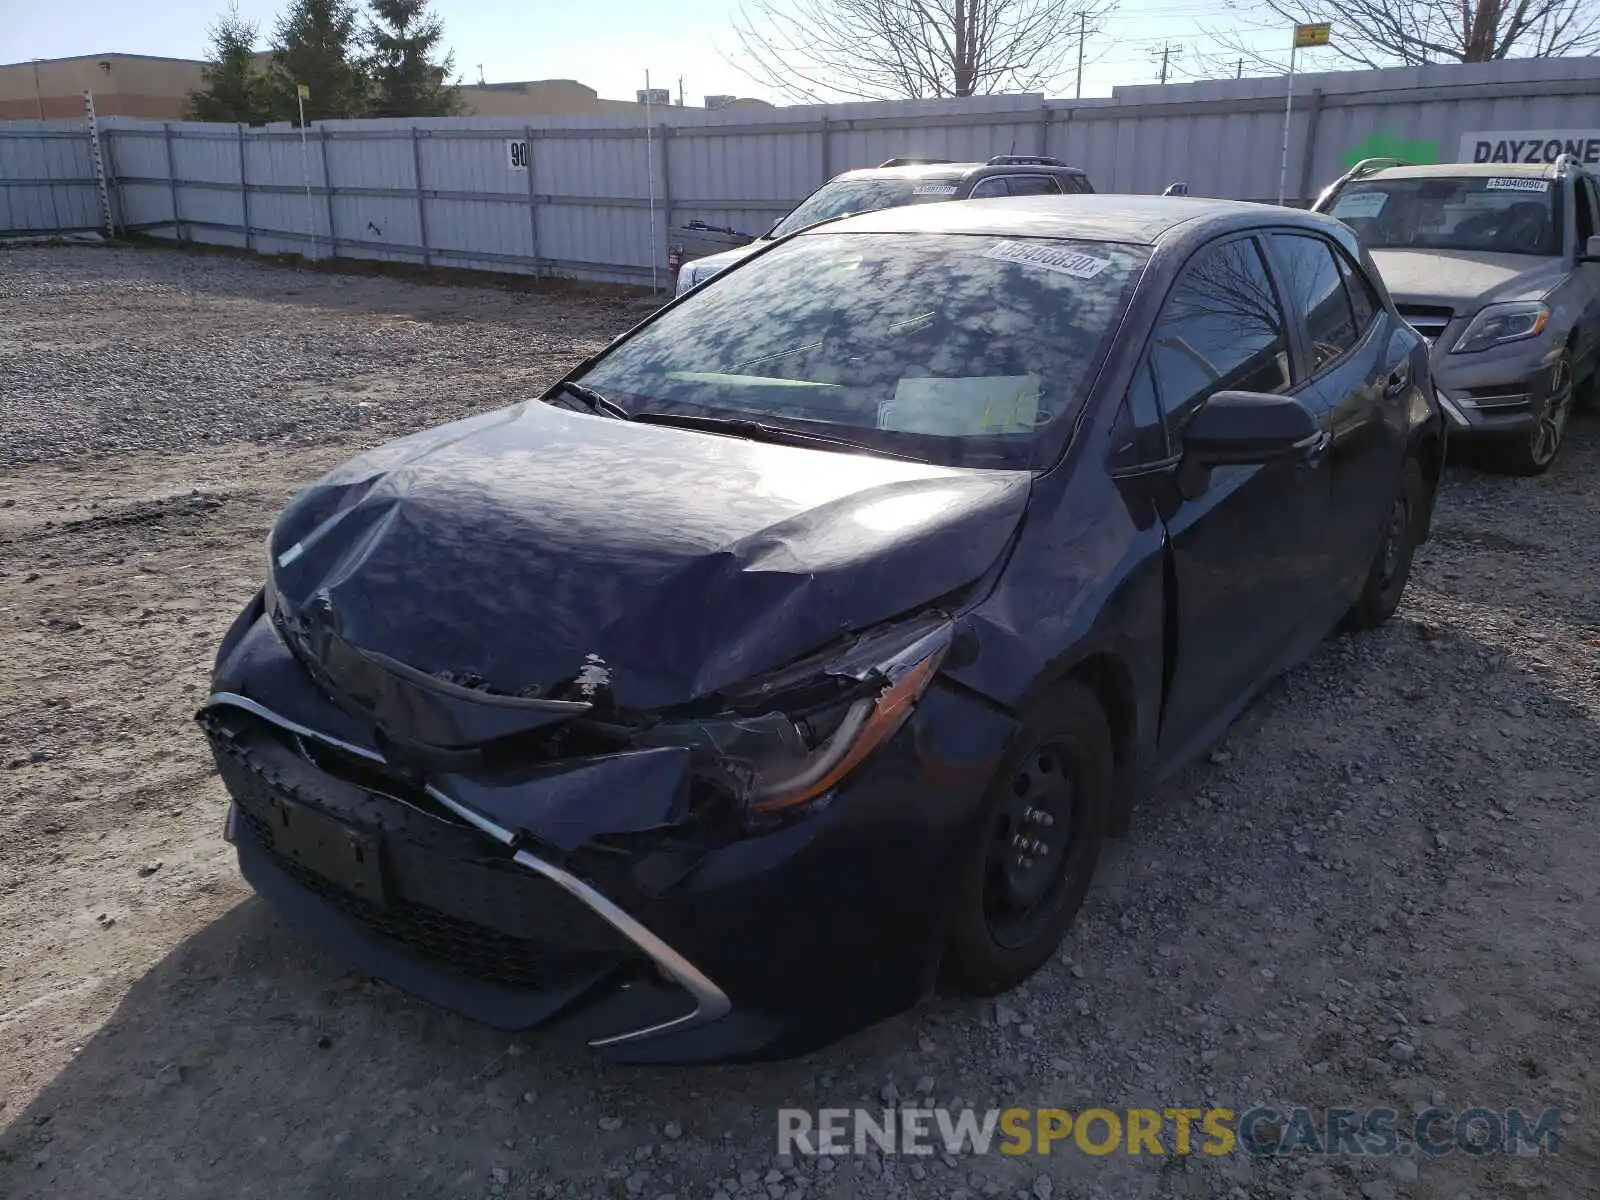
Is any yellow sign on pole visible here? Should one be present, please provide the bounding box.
[297,84,311,100]
[1293,22,1332,47]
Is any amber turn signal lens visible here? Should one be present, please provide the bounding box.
[751,654,941,812]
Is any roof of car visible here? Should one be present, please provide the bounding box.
[1361,161,1568,181]
[812,193,1329,245]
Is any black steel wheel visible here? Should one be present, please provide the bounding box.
[943,681,1111,996]
[1343,458,1424,632]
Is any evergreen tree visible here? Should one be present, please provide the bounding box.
[267,0,370,124]
[186,5,269,123]
[364,0,461,117]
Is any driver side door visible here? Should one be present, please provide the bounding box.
[1148,234,1335,772]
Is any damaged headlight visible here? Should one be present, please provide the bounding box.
[638,615,954,814]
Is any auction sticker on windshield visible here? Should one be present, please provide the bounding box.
[1485,177,1550,192]
[914,184,959,196]
[879,375,1042,436]
[982,240,1109,279]
[1331,191,1388,219]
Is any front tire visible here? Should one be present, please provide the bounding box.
[1344,458,1423,631]
[1488,353,1573,476]
[942,682,1111,996]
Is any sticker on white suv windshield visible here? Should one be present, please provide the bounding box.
[1485,177,1550,192]
[913,184,959,196]
[1331,191,1388,219]
[982,240,1108,279]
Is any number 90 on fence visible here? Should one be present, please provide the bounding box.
[507,139,531,171]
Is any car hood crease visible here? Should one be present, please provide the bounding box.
[267,401,1031,717]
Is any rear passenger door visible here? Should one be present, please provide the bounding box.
[1263,231,1404,606]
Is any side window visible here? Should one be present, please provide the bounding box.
[1003,174,1063,196]
[1268,232,1359,375]
[1335,249,1380,333]
[1109,359,1170,469]
[968,177,1010,199]
[1574,177,1596,244]
[1149,237,1292,433]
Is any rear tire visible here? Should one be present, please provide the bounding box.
[1344,458,1423,632]
[942,682,1111,996]
[1487,353,1573,476]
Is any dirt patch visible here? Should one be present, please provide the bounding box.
[1,247,1596,1200]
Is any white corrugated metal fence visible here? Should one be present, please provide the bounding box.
[3,57,1599,285]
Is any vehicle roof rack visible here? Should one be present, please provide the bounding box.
[1309,157,1411,212]
[1346,157,1409,180]
[1552,152,1581,174]
[877,157,954,168]
[986,154,1070,167]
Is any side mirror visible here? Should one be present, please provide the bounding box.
[1582,233,1600,262]
[1182,390,1322,465]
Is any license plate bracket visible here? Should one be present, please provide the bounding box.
[266,792,387,907]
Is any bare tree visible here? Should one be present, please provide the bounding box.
[1197,0,1600,73]
[726,0,1119,101]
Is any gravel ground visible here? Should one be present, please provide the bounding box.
[0,244,643,468]
[1,245,1597,1200]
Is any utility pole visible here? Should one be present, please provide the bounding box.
[476,63,485,85]
[1236,58,1244,79]
[1153,43,1182,85]
[1076,12,1086,99]
[678,75,685,106]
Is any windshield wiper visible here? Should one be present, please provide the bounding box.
[552,380,631,421]
[632,411,916,459]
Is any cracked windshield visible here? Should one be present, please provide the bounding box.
[577,232,1148,468]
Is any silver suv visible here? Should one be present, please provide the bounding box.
[1313,156,1600,474]
[674,156,1094,296]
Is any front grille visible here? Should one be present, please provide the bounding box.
[211,724,638,993]
[1397,305,1454,344]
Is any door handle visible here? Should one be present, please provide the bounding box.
[1382,367,1410,399]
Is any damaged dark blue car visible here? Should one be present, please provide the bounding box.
[202,195,1444,1063]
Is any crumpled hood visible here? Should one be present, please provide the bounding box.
[268,402,1030,714]
[1369,249,1563,313]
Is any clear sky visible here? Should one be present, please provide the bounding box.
[0,0,1310,103]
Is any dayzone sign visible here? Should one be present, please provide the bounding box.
[1460,130,1600,166]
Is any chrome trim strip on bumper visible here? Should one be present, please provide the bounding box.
[1435,390,1471,428]
[204,691,732,1047]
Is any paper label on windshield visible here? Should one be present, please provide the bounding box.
[1485,177,1550,192]
[913,184,959,196]
[1331,191,1388,219]
[982,240,1108,279]
[878,376,1041,436]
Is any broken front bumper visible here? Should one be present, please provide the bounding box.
[202,610,1019,1063]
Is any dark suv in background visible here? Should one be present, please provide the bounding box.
[674,155,1095,294]
[1313,156,1600,474]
